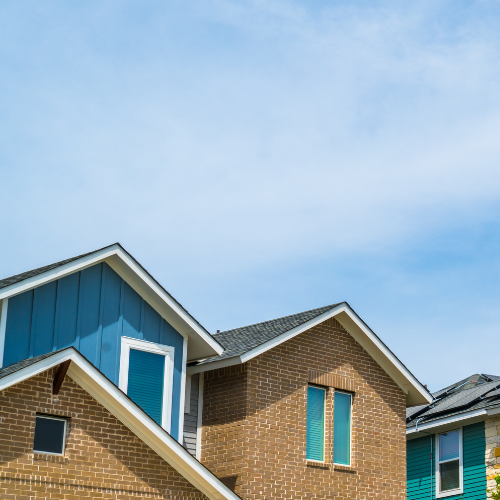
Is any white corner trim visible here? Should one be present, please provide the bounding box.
[179,336,188,438]
[0,349,239,500]
[406,409,487,435]
[0,298,8,369]
[196,372,204,461]
[119,336,175,433]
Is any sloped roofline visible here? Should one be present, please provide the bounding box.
[0,244,223,360]
[0,347,240,500]
[188,302,432,406]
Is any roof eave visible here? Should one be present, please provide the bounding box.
[0,244,223,360]
[189,303,432,406]
[406,404,500,439]
[0,348,240,500]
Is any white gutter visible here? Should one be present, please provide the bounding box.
[406,406,500,436]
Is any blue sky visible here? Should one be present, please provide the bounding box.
[2,0,500,391]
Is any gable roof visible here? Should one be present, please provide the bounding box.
[407,373,500,435]
[0,347,240,500]
[199,304,341,364]
[0,244,223,361]
[188,302,432,406]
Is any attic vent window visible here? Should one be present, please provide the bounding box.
[33,415,67,455]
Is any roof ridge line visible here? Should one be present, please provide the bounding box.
[214,303,343,337]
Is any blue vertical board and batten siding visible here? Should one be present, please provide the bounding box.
[407,422,486,500]
[2,262,185,440]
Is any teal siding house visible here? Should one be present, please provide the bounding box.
[407,374,500,499]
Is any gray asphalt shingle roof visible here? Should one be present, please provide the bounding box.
[0,244,219,345]
[195,303,342,365]
[0,249,100,290]
[0,348,76,380]
[407,373,500,428]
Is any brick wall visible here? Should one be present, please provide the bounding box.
[0,369,208,500]
[202,317,407,500]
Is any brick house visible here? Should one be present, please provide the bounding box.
[406,373,500,500]
[187,305,431,499]
[0,244,431,499]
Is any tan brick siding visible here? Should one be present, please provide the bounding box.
[0,369,208,500]
[202,317,407,500]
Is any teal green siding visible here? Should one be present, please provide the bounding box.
[407,422,486,500]
[2,262,185,440]
[407,435,434,500]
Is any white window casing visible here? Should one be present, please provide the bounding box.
[119,336,174,433]
[435,427,463,498]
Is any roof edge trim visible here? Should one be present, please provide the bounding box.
[191,303,432,406]
[0,245,223,357]
[0,348,240,500]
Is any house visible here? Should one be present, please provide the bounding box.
[406,373,500,499]
[0,244,431,499]
[186,304,431,498]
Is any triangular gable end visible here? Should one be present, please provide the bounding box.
[0,244,223,362]
[0,348,240,500]
[189,303,432,406]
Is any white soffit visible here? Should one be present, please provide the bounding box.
[0,245,223,361]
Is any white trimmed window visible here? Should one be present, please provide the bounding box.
[33,415,67,455]
[119,337,174,431]
[436,428,463,497]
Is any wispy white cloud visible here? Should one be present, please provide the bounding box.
[1,0,500,388]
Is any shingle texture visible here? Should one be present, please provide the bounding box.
[0,349,75,380]
[0,243,217,342]
[196,303,342,365]
[0,250,99,290]
[407,373,500,428]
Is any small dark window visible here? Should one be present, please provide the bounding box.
[33,415,67,455]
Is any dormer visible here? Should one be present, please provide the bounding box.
[0,244,223,441]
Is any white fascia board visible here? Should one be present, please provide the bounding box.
[333,307,432,405]
[188,303,431,406]
[108,249,223,357]
[0,245,223,359]
[0,349,75,392]
[0,246,120,301]
[0,349,239,500]
[187,356,242,375]
[406,409,488,437]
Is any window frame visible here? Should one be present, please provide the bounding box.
[333,390,353,467]
[33,414,67,456]
[435,427,463,498]
[306,385,327,463]
[119,336,175,432]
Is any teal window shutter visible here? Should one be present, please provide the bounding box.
[333,391,352,465]
[306,386,325,461]
[127,348,165,425]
